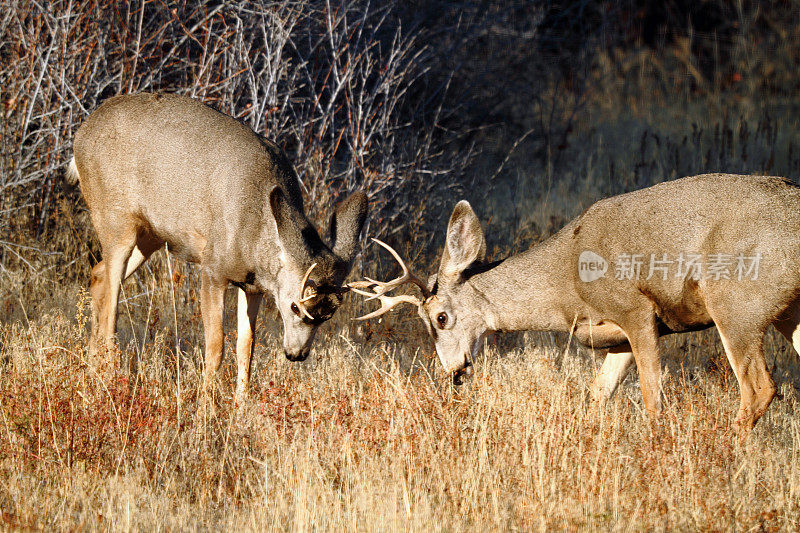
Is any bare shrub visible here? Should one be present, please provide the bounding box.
[0,1,467,255]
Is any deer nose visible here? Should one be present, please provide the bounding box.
[452,361,473,386]
[285,347,310,362]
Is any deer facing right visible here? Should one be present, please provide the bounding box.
[352,173,800,431]
[68,93,367,403]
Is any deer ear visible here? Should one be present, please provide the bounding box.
[439,200,486,280]
[330,191,368,263]
[269,186,309,263]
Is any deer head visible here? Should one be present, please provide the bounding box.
[271,187,368,360]
[351,201,489,382]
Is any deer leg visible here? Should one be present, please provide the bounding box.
[88,240,153,357]
[88,260,107,357]
[626,320,662,419]
[717,326,775,432]
[200,271,227,393]
[99,241,136,357]
[590,343,635,403]
[235,288,262,405]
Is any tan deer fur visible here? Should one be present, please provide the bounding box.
[355,173,800,431]
[69,93,367,403]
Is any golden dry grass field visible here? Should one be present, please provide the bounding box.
[3,255,800,531]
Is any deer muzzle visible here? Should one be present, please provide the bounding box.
[285,346,311,362]
[452,361,473,386]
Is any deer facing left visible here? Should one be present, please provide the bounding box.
[67,93,367,403]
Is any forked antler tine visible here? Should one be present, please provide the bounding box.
[294,263,317,321]
[349,238,431,321]
[298,304,314,321]
[349,286,383,301]
[349,278,395,299]
[298,263,318,303]
[367,238,431,297]
[347,280,377,290]
[353,294,424,321]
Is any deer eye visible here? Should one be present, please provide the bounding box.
[436,312,448,328]
[291,302,300,316]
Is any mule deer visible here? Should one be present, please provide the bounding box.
[67,93,367,402]
[352,174,800,431]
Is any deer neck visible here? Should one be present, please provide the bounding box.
[246,219,293,293]
[468,237,579,334]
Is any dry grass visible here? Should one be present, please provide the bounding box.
[2,272,800,531]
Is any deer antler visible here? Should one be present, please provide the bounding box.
[295,262,317,320]
[348,292,424,321]
[349,238,431,321]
